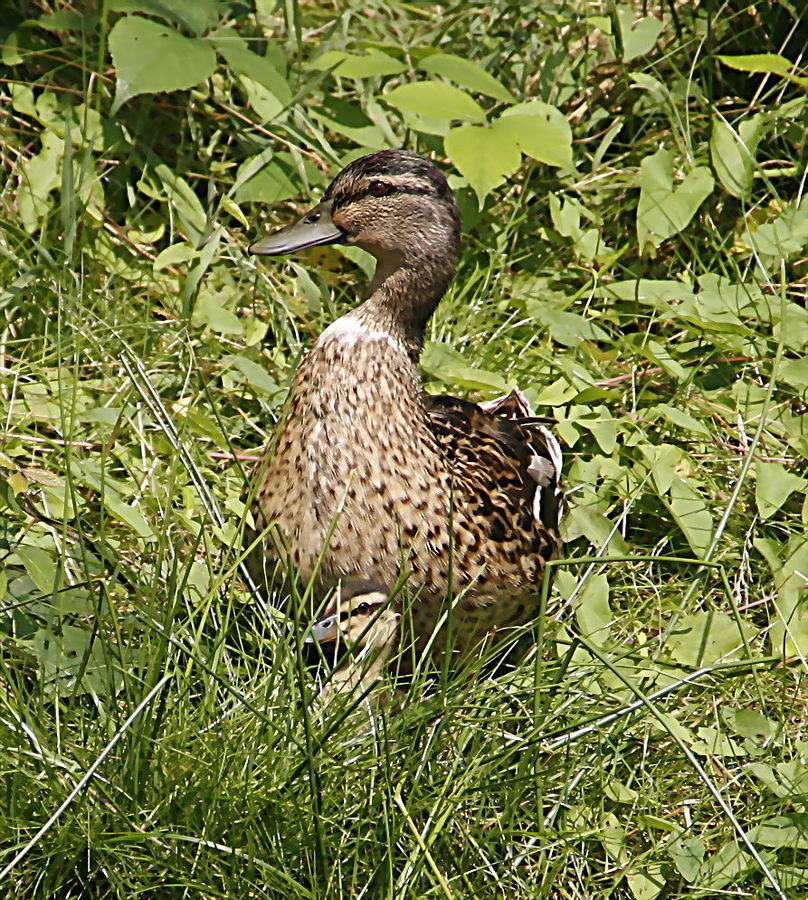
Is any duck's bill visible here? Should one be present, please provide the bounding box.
[304,615,338,644]
[249,200,345,255]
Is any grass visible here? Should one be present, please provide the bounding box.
[1,0,807,897]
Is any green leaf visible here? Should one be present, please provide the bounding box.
[667,478,713,557]
[652,404,712,437]
[758,537,808,658]
[384,82,486,123]
[499,101,574,168]
[756,460,807,520]
[444,123,521,205]
[667,611,753,667]
[749,814,808,850]
[15,545,60,594]
[154,164,207,244]
[638,443,683,495]
[743,197,808,264]
[717,53,808,88]
[642,339,688,382]
[617,9,664,62]
[626,866,665,900]
[710,113,764,200]
[109,16,216,113]
[781,357,808,391]
[667,834,704,883]
[314,48,406,79]
[103,492,154,539]
[193,291,244,335]
[110,0,222,36]
[235,156,297,204]
[213,33,291,104]
[574,574,612,647]
[418,53,512,101]
[421,342,510,393]
[636,148,714,251]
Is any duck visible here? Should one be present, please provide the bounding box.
[305,579,400,712]
[246,149,563,667]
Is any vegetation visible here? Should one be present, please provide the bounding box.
[1,1,806,896]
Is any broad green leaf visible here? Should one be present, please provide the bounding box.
[562,505,630,554]
[103,492,154,539]
[15,545,60,595]
[626,866,665,900]
[213,33,291,104]
[235,156,297,204]
[153,242,198,271]
[717,53,808,88]
[652,404,712,437]
[314,48,406,79]
[444,123,521,204]
[421,342,510,393]
[525,303,609,347]
[574,573,612,647]
[725,708,776,741]
[756,460,807,520]
[691,726,745,758]
[667,611,753,667]
[758,537,808,658]
[710,113,764,200]
[600,812,628,864]
[499,101,573,168]
[667,834,704,883]
[743,197,808,263]
[642,339,687,382]
[638,443,683,495]
[781,357,808,391]
[636,148,714,251]
[193,291,244,335]
[668,477,713,557]
[110,0,222,36]
[232,355,278,394]
[418,53,512,101]
[109,16,216,114]
[749,815,808,850]
[617,9,664,62]
[384,82,486,123]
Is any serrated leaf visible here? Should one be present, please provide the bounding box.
[315,48,406,79]
[444,123,521,204]
[668,478,713,557]
[756,460,807,520]
[637,148,714,250]
[109,16,216,114]
[419,53,512,101]
[384,82,486,124]
[499,101,573,168]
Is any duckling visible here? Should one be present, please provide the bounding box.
[247,149,563,666]
[305,580,400,711]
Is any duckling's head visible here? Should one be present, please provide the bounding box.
[250,150,461,268]
[305,579,399,654]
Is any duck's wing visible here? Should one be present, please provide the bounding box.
[423,388,563,534]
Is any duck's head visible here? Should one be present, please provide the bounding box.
[249,150,461,268]
[305,579,399,654]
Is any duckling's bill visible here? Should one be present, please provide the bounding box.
[305,614,339,644]
[250,200,345,255]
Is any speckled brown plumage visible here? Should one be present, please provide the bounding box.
[246,149,563,665]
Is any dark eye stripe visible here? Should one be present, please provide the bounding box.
[335,600,384,622]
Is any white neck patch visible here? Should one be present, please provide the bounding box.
[316,316,406,353]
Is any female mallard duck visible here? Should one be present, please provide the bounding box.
[247,149,563,665]
[305,579,400,711]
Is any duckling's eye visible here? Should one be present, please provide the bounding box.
[355,601,371,615]
[367,180,393,197]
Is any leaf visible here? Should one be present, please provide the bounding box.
[444,123,521,205]
[617,9,664,62]
[235,156,297,204]
[421,342,510,393]
[667,834,704,883]
[627,867,665,900]
[314,48,406,79]
[109,16,216,114]
[725,708,776,741]
[15,545,60,594]
[574,573,612,647]
[652,404,712,437]
[710,113,764,200]
[667,611,753,667]
[756,460,807,521]
[667,478,713,557]
[642,339,687,382]
[743,197,808,264]
[499,101,574,168]
[109,0,222,36]
[636,148,714,251]
[758,536,808,658]
[749,814,808,850]
[153,164,208,244]
[103,492,154,539]
[193,291,244,335]
[418,53,512,101]
[384,82,486,123]
[638,443,683,495]
[717,53,808,88]
[213,33,291,104]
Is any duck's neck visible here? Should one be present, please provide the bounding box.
[350,246,458,361]
[332,632,397,697]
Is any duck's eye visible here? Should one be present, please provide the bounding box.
[355,601,371,615]
[367,180,393,197]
